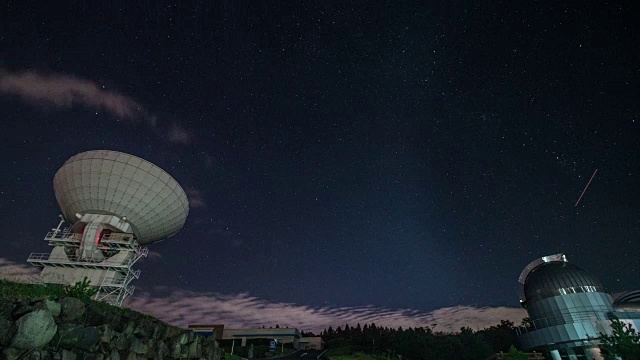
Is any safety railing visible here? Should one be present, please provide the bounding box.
[44,230,139,252]
[31,224,147,308]
[45,230,82,243]
[27,252,137,269]
[101,269,140,286]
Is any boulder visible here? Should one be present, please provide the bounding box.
[109,313,125,332]
[188,340,200,358]
[11,309,57,349]
[144,339,156,358]
[0,300,15,319]
[0,316,15,346]
[59,298,85,322]
[2,347,23,360]
[166,326,183,339]
[125,352,139,360]
[2,298,217,359]
[175,332,190,345]
[133,320,154,338]
[57,325,100,350]
[109,350,120,360]
[78,326,99,350]
[76,353,99,360]
[60,350,77,360]
[83,304,107,326]
[172,343,182,359]
[122,321,136,336]
[12,301,43,319]
[115,332,129,350]
[129,336,148,354]
[38,350,53,360]
[99,324,114,343]
[155,340,170,359]
[43,300,61,317]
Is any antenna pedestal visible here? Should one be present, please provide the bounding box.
[28,214,148,307]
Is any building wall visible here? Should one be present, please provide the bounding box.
[300,337,323,350]
[525,292,613,327]
[519,319,612,350]
[221,328,301,348]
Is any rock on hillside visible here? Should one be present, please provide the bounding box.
[0,297,222,359]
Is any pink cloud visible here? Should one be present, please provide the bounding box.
[185,188,207,208]
[0,258,42,283]
[0,68,193,145]
[0,257,527,333]
[0,69,148,120]
[167,123,192,144]
[126,287,527,333]
[147,251,163,261]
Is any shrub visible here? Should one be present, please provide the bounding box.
[62,277,98,301]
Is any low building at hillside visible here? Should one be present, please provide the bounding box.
[300,336,324,350]
[188,324,225,339]
[188,325,302,348]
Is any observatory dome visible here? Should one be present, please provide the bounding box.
[53,150,189,245]
[523,262,607,303]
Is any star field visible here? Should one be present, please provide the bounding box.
[0,1,638,328]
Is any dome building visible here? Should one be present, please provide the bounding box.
[517,254,640,360]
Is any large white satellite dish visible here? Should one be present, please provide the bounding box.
[28,150,190,306]
[53,150,189,245]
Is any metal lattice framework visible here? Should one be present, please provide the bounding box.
[28,225,148,307]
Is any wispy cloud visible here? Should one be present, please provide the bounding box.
[0,68,193,145]
[0,257,527,332]
[167,123,192,144]
[0,69,148,120]
[126,287,527,333]
[147,251,163,261]
[185,188,207,208]
[0,258,41,283]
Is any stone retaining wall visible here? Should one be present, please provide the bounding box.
[0,297,223,360]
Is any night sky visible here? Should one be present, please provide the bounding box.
[0,1,638,331]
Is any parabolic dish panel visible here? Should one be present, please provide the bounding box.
[53,150,189,245]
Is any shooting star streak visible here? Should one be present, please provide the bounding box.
[575,169,598,207]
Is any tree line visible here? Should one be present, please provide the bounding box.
[314,318,640,360]
[317,320,521,360]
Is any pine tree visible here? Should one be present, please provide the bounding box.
[599,318,640,360]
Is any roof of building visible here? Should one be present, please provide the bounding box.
[523,261,607,302]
